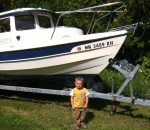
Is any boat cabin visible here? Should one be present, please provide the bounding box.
[0,8,83,49]
[0,8,59,32]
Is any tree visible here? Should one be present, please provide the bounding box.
[0,0,11,12]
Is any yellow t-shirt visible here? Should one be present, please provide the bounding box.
[72,87,88,108]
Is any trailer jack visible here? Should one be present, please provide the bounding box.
[108,59,150,115]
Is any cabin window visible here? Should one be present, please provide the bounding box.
[0,18,10,33]
[15,15,35,31]
[38,15,51,28]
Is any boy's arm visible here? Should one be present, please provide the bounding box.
[70,96,75,109]
[84,96,89,109]
[84,89,89,108]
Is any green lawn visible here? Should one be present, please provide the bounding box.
[0,92,150,130]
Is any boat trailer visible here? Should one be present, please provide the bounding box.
[0,60,150,109]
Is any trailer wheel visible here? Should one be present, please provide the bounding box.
[86,76,103,93]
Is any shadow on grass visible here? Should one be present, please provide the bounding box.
[89,98,150,121]
[85,112,95,124]
[117,105,138,117]
[89,98,106,110]
[116,104,150,120]
[0,90,70,105]
[88,98,119,111]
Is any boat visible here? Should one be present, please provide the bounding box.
[0,2,137,91]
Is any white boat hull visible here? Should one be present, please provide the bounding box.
[0,31,127,76]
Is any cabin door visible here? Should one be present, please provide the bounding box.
[0,17,15,50]
[14,14,39,45]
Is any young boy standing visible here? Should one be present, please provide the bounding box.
[70,77,90,130]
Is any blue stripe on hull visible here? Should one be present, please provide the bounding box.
[0,34,126,61]
[0,42,78,61]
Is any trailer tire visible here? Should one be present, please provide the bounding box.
[86,76,103,93]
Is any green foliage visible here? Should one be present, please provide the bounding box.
[114,0,150,77]
[100,67,150,99]
[0,0,11,12]
[138,56,150,77]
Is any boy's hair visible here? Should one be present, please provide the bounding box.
[75,76,84,82]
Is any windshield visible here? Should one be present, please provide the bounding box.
[38,15,51,28]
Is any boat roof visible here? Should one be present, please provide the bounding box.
[0,8,58,19]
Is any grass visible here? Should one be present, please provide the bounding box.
[0,91,150,130]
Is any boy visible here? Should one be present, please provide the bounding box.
[70,77,89,130]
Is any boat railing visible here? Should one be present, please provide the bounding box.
[51,2,124,39]
[109,22,144,39]
[89,5,124,34]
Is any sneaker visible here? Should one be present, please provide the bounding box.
[81,123,87,128]
[74,125,80,130]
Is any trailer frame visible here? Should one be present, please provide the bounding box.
[0,62,150,108]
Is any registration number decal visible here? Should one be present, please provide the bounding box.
[71,41,113,52]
